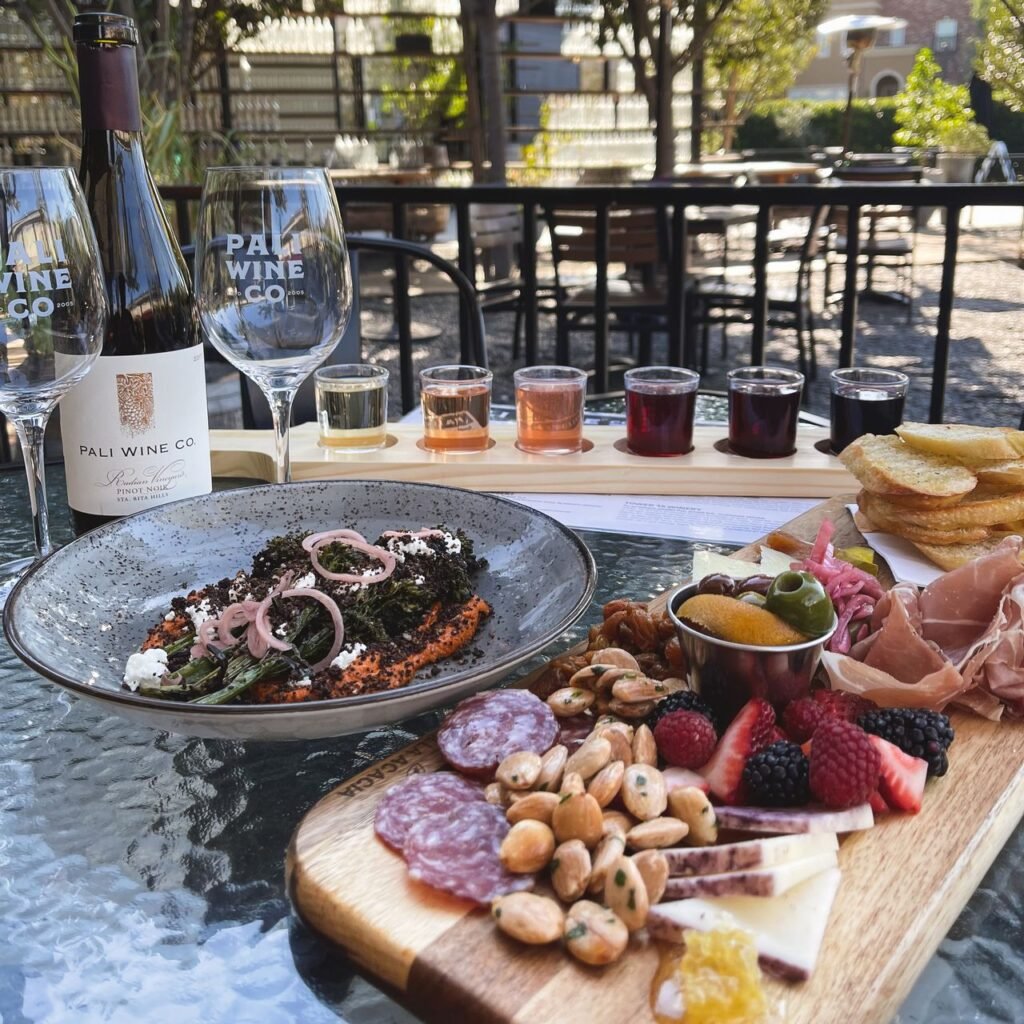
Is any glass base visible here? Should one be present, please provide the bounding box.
[0,555,35,609]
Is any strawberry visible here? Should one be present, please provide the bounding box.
[662,766,711,794]
[769,726,789,745]
[654,711,718,769]
[808,719,880,809]
[700,698,776,805]
[868,789,890,815]
[869,735,927,815]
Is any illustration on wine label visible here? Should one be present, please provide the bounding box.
[116,373,154,436]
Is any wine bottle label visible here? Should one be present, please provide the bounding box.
[59,347,212,516]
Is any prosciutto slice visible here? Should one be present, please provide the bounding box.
[956,579,1024,715]
[861,595,949,684]
[821,651,970,711]
[918,536,1024,661]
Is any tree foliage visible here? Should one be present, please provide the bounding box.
[893,47,989,151]
[703,0,829,149]
[975,0,1024,112]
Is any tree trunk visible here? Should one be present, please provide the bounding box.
[476,0,507,183]
[653,1,675,179]
[721,67,738,152]
[460,0,486,181]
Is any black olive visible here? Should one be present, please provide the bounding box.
[696,573,737,597]
[736,574,774,596]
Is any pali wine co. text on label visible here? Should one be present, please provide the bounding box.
[0,239,73,320]
[223,234,305,303]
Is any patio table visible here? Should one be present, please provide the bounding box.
[1,463,1022,1023]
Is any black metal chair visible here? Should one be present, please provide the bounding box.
[686,205,831,379]
[183,235,487,425]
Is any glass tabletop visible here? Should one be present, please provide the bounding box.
[1,466,1020,1024]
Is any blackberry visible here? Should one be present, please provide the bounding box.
[646,690,717,732]
[742,741,810,807]
[858,708,954,778]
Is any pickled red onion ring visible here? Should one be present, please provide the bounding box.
[302,529,367,553]
[281,587,345,672]
[252,594,292,655]
[217,601,260,648]
[309,537,395,584]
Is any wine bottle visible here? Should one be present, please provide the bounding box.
[61,12,211,533]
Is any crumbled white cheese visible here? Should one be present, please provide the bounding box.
[295,676,311,688]
[293,572,316,590]
[164,611,176,621]
[360,568,385,579]
[386,536,434,559]
[442,532,462,555]
[274,623,289,637]
[185,599,213,630]
[330,643,367,671]
[123,648,168,691]
[414,575,425,585]
[227,573,248,601]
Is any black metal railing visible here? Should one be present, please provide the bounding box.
[160,181,1024,423]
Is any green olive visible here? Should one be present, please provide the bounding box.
[765,571,834,637]
[736,591,767,607]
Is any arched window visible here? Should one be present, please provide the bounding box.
[873,72,902,98]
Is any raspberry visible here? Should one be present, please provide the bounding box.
[742,741,811,807]
[812,689,877,723]
[808,719,880,809]
[782,698,824,743]
[646,690,718,732]
[654,710,718,769]
[858,708,954,778]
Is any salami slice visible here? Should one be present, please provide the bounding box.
[403,802,534,905]
[438,689,559,779]
[557,713,596,753]
[374,772,487,852]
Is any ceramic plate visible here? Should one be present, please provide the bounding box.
[4,480,596,740]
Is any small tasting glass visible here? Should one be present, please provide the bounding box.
[514,365,589,455]
[727,366,805,458]
[829,367,909,454]
[625,366,700,457]
[315,363,388,452]
[420,364,493,453]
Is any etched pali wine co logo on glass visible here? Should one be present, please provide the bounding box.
[224,233,305,303]
[116,371,155,436]
[0,238,73,320]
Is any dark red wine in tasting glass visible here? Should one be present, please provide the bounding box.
[727,367,804,458]
[626,390,697,456]
[829,368,909,454]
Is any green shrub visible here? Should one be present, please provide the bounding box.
[735,98,898,152]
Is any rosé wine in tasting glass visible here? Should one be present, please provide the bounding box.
[514,365,587,455]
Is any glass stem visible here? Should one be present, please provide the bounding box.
[13,412,52,559]
[267,388,295,484]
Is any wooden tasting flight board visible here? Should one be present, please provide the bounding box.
[286,496,1024,1024]
[211,422,856,497]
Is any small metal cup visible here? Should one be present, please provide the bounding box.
[667,581,837,725]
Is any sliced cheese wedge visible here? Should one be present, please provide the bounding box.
[648,867,842,982]
[665,832,838,877]
[691,550,760,581]
[757,546,796,578]
[663,849,838,900]
[714,803,874,834]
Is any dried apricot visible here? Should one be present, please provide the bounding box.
[677,595,808,647]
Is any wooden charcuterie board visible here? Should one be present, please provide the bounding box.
[285,496,1024,1024]
[212,422,855,497]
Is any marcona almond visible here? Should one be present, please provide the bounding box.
[621,764,668,821]
[601,809,635,839]
[499,819,556,873]
[587,760,625,807]
[588,832,626,895]
[592,647,641,672]
[598,727,633,767]
[559,771,585,796]
[564,735,612,781]
[496,751,542,791]
[506,790,560,826]
[551,791,604,848]
[607,697,656,720]
[611,675,667,704]
[604,854,649,931]
[626,817,688,850]
[550,839,591,902]
[632,724,657,766]
[546,687,596,718]
[668,786,718,846]
[492,892,564,945]
[593,715,634,740]
[564,900,629,965]
[631,849,669,905]
[534,744,568,793]
[484,782,505,806]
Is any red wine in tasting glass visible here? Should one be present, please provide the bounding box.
[830,391,906,453]
[626,390,696,456]
[61,12,211,534]
[728,389,801,458]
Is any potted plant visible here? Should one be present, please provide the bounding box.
[935,121,991,182]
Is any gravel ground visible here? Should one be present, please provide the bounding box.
[207,215,1024,429]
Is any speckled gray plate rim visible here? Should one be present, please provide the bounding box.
[3,479,596,720]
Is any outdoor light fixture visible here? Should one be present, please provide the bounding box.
[817,14,907,155]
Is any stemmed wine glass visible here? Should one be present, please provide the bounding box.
[0,168,108,593]
[194,167,352,482]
